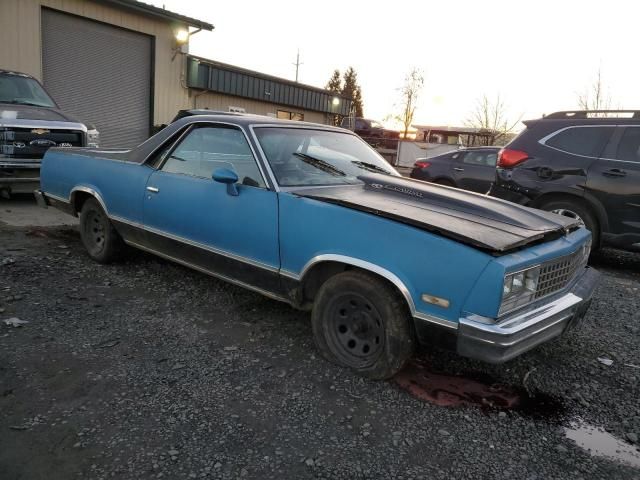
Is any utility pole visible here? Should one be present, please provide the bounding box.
[292,49,303,82]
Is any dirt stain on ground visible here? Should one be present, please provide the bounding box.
[394,358,565,419]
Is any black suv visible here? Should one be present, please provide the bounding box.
[490,110,640,251]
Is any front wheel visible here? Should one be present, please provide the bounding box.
[79,198,124,263]
[311,270,415,379]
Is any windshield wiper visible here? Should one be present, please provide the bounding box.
[351,161,392,174]
[292,152,346,177]
[0,100,50,107]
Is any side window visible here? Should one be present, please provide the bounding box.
[545,126,614,157]
[462,151,497,166]
[614,127,640,163]
[162,126,266,188]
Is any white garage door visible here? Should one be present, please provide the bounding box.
[42,8,152,148]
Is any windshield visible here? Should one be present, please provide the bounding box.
[0,74,57,108]
[369,120,384,129]
[254,127,399,187]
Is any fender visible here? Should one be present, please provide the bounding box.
[290,254,459,330]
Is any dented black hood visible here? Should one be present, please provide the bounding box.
[292,174,579,254]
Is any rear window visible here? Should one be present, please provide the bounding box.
[614,127,640,163]
[545,126,614,157]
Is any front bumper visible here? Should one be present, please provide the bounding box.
[457,266,600,363]
[1,159,41,193]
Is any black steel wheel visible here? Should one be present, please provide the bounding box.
[79,198,124,263]
[324,293,385,368]
[312,270,414,379]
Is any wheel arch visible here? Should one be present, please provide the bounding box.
[296,255,416,316]
[70,186,108,215]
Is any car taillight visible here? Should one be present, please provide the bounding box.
[498,149,529,168]
[414,160,431,169]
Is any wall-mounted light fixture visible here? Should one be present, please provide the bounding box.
[332,97,340,107]
[172,27,201,61]
[175,29,189,45]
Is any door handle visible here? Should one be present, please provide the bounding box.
[602,169,626,177]
[146,186,159,193]
[453,167,464,172]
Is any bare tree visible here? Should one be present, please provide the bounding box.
[396,68,424,138]
[577,68,612,111]
[465,94,521,146]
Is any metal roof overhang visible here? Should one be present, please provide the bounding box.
[186,56,352,116]
[97,0,214,30]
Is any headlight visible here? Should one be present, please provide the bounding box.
[87,128,100,148]
[500,265,540,315]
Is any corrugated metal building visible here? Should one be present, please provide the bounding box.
[0,0,350,147]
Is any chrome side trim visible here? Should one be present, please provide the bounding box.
[538,124,640,163]
[110,214,279,273]
[46,192,70,204]
[124,239,290,304]
[279,269,300,280]
[414,311,459,330]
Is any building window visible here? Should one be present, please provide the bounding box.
[277,110,304,121]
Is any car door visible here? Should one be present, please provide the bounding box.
[141,123,282,295]
[452,150,498,193]
[587,126,640,238]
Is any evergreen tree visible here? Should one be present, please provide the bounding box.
[341,67,364,117]
[325,69,342,92]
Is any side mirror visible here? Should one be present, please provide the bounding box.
[212,168,239,196]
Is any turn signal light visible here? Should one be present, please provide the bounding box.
[498,149,529,168]
[414,160,431,169]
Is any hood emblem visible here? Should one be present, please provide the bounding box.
[31,128,50,135]
[370,183,384,189]
[12,141,25,148]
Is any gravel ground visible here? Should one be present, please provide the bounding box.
[0,224,639,480]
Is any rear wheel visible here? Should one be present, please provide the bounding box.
[79,198,124,263]
[539,199,599,247]
[311,270,414,379]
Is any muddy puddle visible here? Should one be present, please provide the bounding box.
[394,358,565,418]
[565,420,640,468]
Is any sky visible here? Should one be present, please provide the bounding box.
[149,0,639,130]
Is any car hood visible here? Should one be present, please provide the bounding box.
[292,174,579,253]
[0,103,86,123]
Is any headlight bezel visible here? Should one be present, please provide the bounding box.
[499,265,541,316]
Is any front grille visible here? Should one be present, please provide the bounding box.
[535,249,584,299]
[0,128,84,159]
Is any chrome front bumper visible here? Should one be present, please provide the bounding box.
[457,267,600,363]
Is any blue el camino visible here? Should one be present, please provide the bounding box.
[35,113,599,379]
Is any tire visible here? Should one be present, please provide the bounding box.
[79,198,124,263]
[311,270,415,379]
[539,199,600,247]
